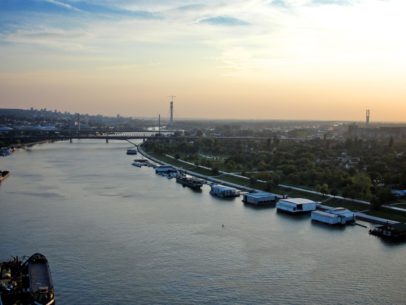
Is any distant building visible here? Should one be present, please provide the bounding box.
[348,124,406,140]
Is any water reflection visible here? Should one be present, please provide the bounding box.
[0,140,405,305]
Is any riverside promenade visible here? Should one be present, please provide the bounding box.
[137,145,400,225]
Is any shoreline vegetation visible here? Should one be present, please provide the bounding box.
[139,143,406,224]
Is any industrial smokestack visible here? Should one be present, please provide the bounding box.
[366,109,370,125]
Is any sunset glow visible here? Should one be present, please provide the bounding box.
[1,0,405,121]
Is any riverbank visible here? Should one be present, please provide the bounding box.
[138,144,406,224]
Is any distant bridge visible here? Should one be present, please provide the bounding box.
[2,129,296,146]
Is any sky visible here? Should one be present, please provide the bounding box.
[0,0,405,121]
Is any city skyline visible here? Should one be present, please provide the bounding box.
[1,0,405,121]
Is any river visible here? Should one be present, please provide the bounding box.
[0,140,405,305]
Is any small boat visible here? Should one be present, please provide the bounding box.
[276,198,316,214]
[126,148,138,155]
[0,171,10,183]
[22,253,55,305]
[176,172,204,190]
[132,159,149,167]
[1,253,55,305]
[369,222,406,240]
[210,184,240,198]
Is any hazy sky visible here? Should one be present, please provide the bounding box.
[1,0,405,121]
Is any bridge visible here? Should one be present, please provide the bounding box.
[1,129,289,147]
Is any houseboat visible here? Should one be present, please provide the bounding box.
[242,191,282,206]
[276,198,316,214]
[155,165,178,176]
[176,173,204,190]
[0,171,10,183]
[126,148,138,155]
[311,207,355,225]
[369,222,406,240]
[210,184,240,198]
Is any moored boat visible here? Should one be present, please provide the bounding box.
[126,148,138,155]
[1,253,55,305]
[242,191,282,206]
[132,159,150,167]
[0,147,13,157]
[155,165,177,176]
[369,222,406,240]
[22,253,55,305]
[311,207,355,225]
[0,171,10,183]
[210,184,240,198]
[176,173,204,190]
[276,198,316,214]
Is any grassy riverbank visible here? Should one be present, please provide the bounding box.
[142,146,406,223]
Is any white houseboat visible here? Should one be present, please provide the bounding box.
[243,191,282,206]
[210,184,240,198]
[276,198,316,214]
[311,207,355,225]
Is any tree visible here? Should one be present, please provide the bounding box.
[249,177,257,186]
[320,183,329,196]
[370,187,394,210]
[211,167,220,176]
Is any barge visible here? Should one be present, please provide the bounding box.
[0,253,55,305]
[176,172,204,190]
[369,222,406,240]
[276,198,316,214]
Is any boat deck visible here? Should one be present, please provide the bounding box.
[29,264,51,292]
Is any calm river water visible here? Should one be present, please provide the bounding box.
[0,140,405,305]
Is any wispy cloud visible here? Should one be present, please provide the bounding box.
[45,0,81,12]
[198,16,249,26]
[309,0,355,5]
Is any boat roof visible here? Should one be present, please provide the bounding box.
[212,184,238,191]
[312,210,339,218]
[328,207,354,216]
[377,223,406,231]
[280,198,315,205]
[246,191,280,199]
